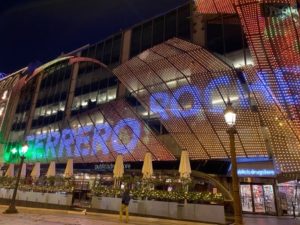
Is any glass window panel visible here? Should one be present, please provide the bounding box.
[177,4,191,40]
[130,26,142,57]
[97,92,107,103]
[252,185,266,213]
[107,87,117,101]
[103,39,113,65]
[111,34,122,64]
[240,184,253,212]
[165,11,177,40]
[263,185,276,213]
[153,16,164,45]
[141,21,153,51]
[95,42,104,62]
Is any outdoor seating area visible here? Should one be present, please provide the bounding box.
[0,151,226,223]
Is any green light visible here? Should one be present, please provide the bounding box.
[11,148,17,155]
[20,144,28,155]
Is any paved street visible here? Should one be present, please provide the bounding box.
[243,214,300,225]
[0,205,299,225]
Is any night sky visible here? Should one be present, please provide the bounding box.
[0,0,188,74]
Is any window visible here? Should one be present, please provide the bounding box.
[111,34,122,64]
[103,39,113,65]
[95,42,104,62]
[141,21,153,51]
[165,11,177,40]
[130,26,142,57]
[153,17,165,45]
[177,4,191,40]
[206,18,245,54]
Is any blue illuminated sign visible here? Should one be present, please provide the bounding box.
[150,85,202,119]
[24,66,300,161]
[148,66,300,119]
[237,169,276,177]
[111,119,141,154]
[26,118,141,160]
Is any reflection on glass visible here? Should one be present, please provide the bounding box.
[263,185,276,213]
[252,185,265,213]
[278,181,299,216]
[240,184,253,212]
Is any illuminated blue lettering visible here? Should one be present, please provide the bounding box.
[76,125,92,156]
[34,133,47,160]
[170,85,201,117]
[45,131,60,159]
[25,135,35,157]
[250,71,275,104]
[111,118,141,154]
[236,78,250,108]
[274,68,292,105]
[58,129,75,157]
[273,67,300,105]
[150,92,170,119]
[93,123,111,155]
[237,169,275,176]
[204,76,231,113]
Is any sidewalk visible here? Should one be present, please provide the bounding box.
[0,205,299,225]
[0,205,211,225]
[243,214,300,225]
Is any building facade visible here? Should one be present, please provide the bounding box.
[0,0,300,216]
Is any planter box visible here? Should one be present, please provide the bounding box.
[91,196,225,224]
[0,188,72,206]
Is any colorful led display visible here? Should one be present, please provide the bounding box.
[4,99,175,163]
[233,0,300,172]
[114,38,300,173]
[114,38,269,160]
[195,0,235,14]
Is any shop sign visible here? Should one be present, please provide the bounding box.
[237,169,275,177]
[94,163,131,172]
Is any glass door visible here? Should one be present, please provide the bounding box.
[240,184,253,212]
[252,185,265,213]
[263,185,276,214]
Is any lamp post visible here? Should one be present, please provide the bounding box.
[224,102,243,225]
[4,144,28,214]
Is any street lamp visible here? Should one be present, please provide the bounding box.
[3,144,28,214]
[224,101,243,225]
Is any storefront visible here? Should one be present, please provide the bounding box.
[240,183,276,214]
[235,160,278,215]
[277,180,300,216]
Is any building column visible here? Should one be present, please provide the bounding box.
[191,12,206,47]
[117,30,132,98]
[64,60,80,121]
[24,75,43,138]
[0,76,21,162]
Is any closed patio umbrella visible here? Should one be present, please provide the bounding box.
[64,159,73,178]
[142,152,153,179]
[0,163,3,176]
[20,163,26,178]
[179,150,191,204]
[113,155,124,188]
[179,150,191,179]
[46,161,56,178]
[113,155,124,179]
[31,162,40,179]
[5,164,14,177]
